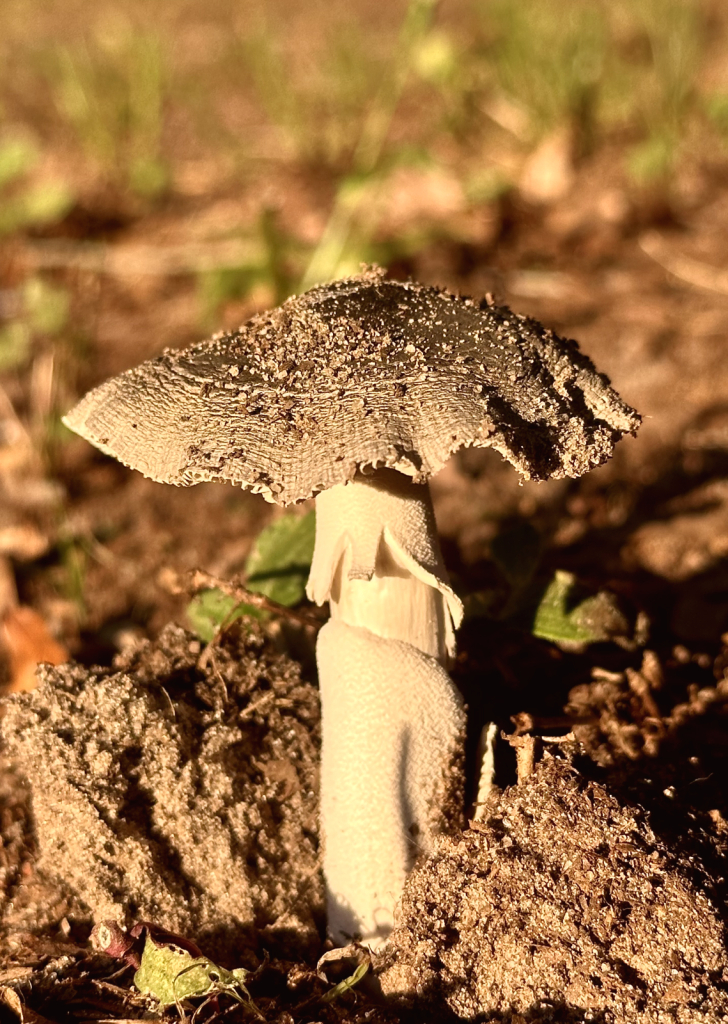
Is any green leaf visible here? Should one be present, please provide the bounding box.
[185,511,315,641]
[532,570,628,647]
[133,934,251,1009]
[245,510,315,607]
[186,588,264,643]
[322,959,370,1003]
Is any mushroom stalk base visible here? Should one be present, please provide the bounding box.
[307,470,465,949]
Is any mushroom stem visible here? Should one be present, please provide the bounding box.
[307,469,465,948]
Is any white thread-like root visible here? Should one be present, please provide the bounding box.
[308,470,465,948]
[473,721,499,820]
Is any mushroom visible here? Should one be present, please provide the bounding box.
[63,266,640,948]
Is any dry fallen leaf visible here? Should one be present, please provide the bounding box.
[0,985,57,1024]
[2,606,68,693]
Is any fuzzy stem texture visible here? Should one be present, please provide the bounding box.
[307,469,465,948]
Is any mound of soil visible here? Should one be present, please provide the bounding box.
[1,623,323,962]
[379,754,728,1023]
[4,627,728,1022]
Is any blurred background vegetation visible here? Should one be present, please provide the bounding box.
[2,0,726,434]
[0,0,723,317]
[0,3,718,369]
[1,0,728,669]
[2,0,726,309]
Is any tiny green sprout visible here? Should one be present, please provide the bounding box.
[186,587,264,643]
[134,934,257,1015]
[321,959,370,1003]
[532,570,628,647]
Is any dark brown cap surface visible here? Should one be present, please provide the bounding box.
[64,267,640,504]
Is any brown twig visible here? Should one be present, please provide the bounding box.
[510,711,574,735]
[507,733,540,784]
[161,567,323,628]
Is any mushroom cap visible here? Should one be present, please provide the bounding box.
[63,266,640,504]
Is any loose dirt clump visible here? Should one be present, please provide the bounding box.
[0,623,323,961]
[379,753,728,1023]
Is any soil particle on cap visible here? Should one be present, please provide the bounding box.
[65,268,640,504]
[379,753,728,1023]
[0,623,323,961]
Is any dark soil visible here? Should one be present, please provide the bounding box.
[1,623,323,963]
[4,629,728,1022]
[380,754,728,1023]
[0,624,408,1023]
